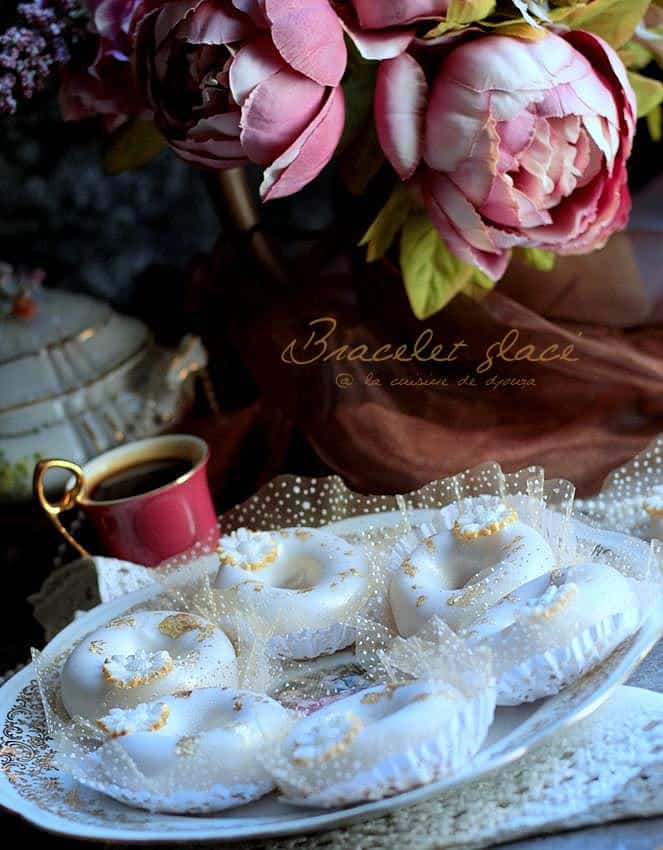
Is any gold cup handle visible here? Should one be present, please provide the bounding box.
[33,459,91,558]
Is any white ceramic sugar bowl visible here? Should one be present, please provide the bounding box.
[0,287,207,501]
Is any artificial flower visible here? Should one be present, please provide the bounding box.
[134,0,348,199]
[375,30,636,280]
[59,0,155,129]
[351,0,449,28]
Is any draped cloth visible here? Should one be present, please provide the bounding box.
[215,179,663,498]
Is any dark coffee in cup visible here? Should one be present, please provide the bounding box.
[90,457,193,503]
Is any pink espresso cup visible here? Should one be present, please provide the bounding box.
[34,435,218,567]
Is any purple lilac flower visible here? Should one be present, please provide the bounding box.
[0,1,87,115]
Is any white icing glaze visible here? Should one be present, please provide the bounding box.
[214,528,370,659]
[389,500,556,635]
[463,562,643,704]
[60,611,237,720]
[85,688,293,813]
[273,678,495,806]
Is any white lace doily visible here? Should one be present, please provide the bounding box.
[30,556,155,640]
[227,686,662,850]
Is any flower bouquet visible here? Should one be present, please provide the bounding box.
[2,0,661,318]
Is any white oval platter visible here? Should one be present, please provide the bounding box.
[0,510,661,843]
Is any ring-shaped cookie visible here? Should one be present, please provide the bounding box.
[389,499,556,635]
[76,688,293,813]
[463,562,643,704]
[61,611,237,720]
[214,527,371,659]
[272,678,495,806]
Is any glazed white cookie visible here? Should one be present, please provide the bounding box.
[215,527,370,659]
[61,611,237,720]
[389,499,556,635]
[272,677,495,806]
[463,562,642,704]
[74,688,293,813]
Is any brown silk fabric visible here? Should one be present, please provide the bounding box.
[219,227,663,499]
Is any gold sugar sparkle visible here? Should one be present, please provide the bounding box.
[402,559,417,577]
[643,497,663,517]
[360,683,408,704]
[502,534,524,552]
[106,616,136,629]
[447,580,488,608]
[292,714,363,766]
[158,613,201,639]
[176,734,200,757]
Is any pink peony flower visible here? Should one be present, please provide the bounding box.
[375,31,636,280]
[134,0,348,200]
[60,0,155,129]
[351,0,449,29]
[59,63,140,130]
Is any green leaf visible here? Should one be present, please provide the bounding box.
[550,0,651,49]
[338,37,379,153]
[472,268,498,289]
[619,40,654,70]
[339,122,385,196]
[337,36,384,193]
[104,118,166,175]
[424,0,494,36]
[518,247,556,271]
[360,184,413,262]
[400,213,491,319]
[492,21,548,41]
[446,0,496,24]
[627,70,663,118]
[647,104,662,141]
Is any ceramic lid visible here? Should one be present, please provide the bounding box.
[0,288,150,411]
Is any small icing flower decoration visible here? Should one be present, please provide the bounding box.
[217,528,279,571]
[522,581,578,620]
[453,500,518,541]
[102,649,173,688]
[97,701,170,737]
